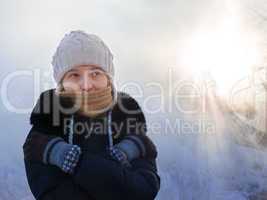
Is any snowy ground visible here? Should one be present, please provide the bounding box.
[154,120,267,200]
[1,98,267,200]
[153,97,267,200]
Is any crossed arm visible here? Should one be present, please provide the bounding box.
[24,125,160,200]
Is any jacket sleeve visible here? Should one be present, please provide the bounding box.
[72,150,160,200]
[24,159,91,200]
[24,90,92,200]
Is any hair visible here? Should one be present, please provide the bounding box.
[55,80,65,94]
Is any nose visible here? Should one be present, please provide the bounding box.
[80,76,94,92]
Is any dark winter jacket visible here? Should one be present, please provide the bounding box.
[23,88,160,200]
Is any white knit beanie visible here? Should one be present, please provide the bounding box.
[52,30,114,84]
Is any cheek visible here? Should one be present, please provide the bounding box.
[62,81,80,92]
[95,76,109,89]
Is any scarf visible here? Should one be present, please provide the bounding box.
[57,85,114,118]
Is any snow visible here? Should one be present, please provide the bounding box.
[148,97,267,200]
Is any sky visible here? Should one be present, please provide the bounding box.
[0,0,265,111]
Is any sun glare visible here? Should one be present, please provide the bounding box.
[177,18,263,96]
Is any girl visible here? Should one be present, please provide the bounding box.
[23,30,160,200]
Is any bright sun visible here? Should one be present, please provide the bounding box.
[176,18,263,96]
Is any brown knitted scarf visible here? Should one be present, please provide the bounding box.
[57,85,113,117]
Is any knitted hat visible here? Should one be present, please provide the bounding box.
[52,30,117,105]
[52,30,114,84]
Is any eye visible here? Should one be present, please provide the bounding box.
[92,72,99,76]
[68,73,80,79]
[91,70,102,78]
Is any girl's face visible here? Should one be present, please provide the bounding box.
[61,65,109,92]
